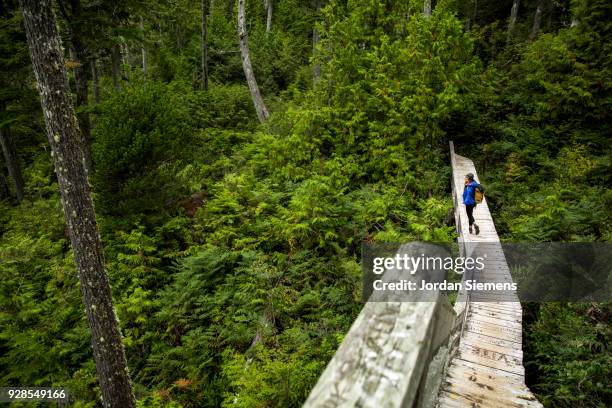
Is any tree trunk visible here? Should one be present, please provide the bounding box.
[111,43,122,90]
[529,0,544,41]
[507,0,520,43]
[0,171,9,200]
[238,0,269,122]
[423,0,431,18]
[91,59,100,104]
[265,0,272,33]
[19,2,136,407]
[120,38,129,67]
[69,44,92,174]
[0,126,25,202]
[312,0,321,86]
[140,16,148,78]
[201,0,209,91]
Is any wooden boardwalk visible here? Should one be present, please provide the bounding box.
[437,145,541,407]
[302,144,541,408]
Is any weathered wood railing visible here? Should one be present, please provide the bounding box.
[303,142,540,407]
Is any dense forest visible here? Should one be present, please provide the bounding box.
[0,0,610,406]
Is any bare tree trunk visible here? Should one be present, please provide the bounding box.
[312,0,321,86]
[0,171,9,200]
[120,38,129,67]
[265,0,273,33]
[140,16,148,78]
[529,0,544,41]
[0,126,25,202]
[507,0,520,43]
[19,2,136,407]
[238,0,269,122]
[201,0,209,91]
[423,0,431,18]
[69,44,92,174]
[111,43,122,90]
[91,59,100,103]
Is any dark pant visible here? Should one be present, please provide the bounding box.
[466,204,475,226]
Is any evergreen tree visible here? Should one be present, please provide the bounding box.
[18,0,136,406]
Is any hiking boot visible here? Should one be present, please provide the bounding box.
[469,225,473,234]
[474,224,480,235]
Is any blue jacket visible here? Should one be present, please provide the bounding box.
[463,180,479,205]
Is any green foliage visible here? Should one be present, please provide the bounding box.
[0,196,96,402]
[523,303,611,408]
[1,0,610,407]
[314,0,478,187]
[145,247,359,407]
[92,82,194,221]
[221,345,326,408]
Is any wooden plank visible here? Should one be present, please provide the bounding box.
[440,360,541,407]
[467,312,522,329]
[470,294,520,303]
[438,390,532,408]
[444,358,527,384]
[469,291,520,300]
[470,301,521,311]
[461,333,523,357]
[440,381,536,408]
[455,344,525,376]
[439,382,540,408]
[465,321,523,343]
[468,309,521,318]
[471,301,521,309]
[469,305,522,322]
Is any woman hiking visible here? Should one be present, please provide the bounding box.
[463,173,480,235]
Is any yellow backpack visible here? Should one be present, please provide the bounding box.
[475,184,484,204]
